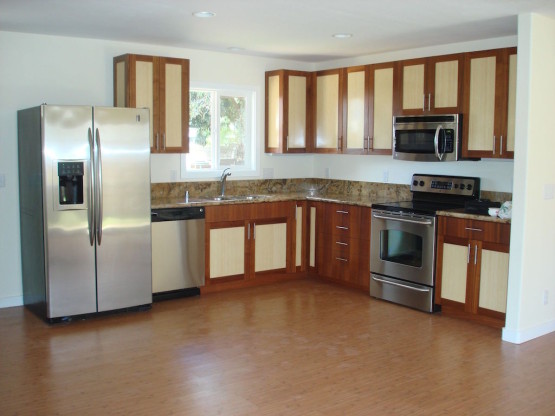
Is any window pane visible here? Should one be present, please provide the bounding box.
[188,91,213,170]
[219,96,246,167]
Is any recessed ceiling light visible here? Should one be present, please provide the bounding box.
[332,33,353,39]
[192,11,216,18]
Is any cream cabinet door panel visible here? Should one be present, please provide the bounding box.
[288,76,307,149]
[296,206,303,267]
[402,64,425,110]
[479,249,509,313]
[210,227,245,278]
[373,67,394,150]
[164,63,183,149]
[434,60,459,109]
[346,70,365,150]
[441,243,468,303]
[254,223,287,272]
[267,75,280,149]
[135,61,155,147]
[316,74,339,149]
[468,56,496,152]
[309,206,316,268]
[506,54,517,153]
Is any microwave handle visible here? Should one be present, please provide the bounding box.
[434,125,444,161]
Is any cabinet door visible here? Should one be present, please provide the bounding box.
[295,204,304,270]
[159,57,189,153]
[478,248,509,313]
[504,52,517,156]
[265,71,282,152]
[368,63,394,154]
[344,66,368,154]
[439,240,469,304]
[314,70,342,152]
[429,54,462,113]
[287,74,309,151]
[208,222,245,280]
[253,220,288,274]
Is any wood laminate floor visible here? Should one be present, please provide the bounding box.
[1,279,554,415]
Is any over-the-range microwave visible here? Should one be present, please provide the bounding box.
[393,114,461,162]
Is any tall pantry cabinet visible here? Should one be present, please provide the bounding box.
[113,54,190,153]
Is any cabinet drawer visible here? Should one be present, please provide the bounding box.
[330,204,362,238]
[439,216,510,245]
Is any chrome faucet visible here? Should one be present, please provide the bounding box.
[220,168,231,196]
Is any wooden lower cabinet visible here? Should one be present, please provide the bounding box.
[203,202,298,292]
[435,216,511,328]
[311,202,370,291]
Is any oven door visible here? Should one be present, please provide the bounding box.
[370,209,436,286]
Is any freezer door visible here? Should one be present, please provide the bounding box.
[43,105,97,318]
[93,107,152,311]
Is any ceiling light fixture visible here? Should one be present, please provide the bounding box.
[332,33,353,39]
[192,11,215,18]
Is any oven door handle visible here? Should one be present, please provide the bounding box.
[371,276,430,292]
[434,125,444,161]
[372,213,434,226]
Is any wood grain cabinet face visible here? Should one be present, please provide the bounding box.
[113,54,189,153]
[314,69,342,153]
[462,48,516,159]
[265,70,312,153]
[435,216,511,328]
[343,64,395,155]
[312,202,370,291]
[204,202,296,288]
[396,54,463,115]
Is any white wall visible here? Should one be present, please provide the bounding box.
[0,30,516,308]
[503,14,555,343]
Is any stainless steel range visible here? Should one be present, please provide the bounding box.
[370,174,480,312]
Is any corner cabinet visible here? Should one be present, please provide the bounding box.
[435,216,511,328]
[265,70,312,153]
[204,202,297,292]
[343,63,395,155]
[113,54,189,153]
[462,48,517,159]
[395,54,463,115]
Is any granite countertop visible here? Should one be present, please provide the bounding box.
[437,208,511,224]
[151,192,394,210]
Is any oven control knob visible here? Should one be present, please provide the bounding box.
[454,184,459,189]
[467,184,473,190]
[419,180,425,187]
[413,180,418,186]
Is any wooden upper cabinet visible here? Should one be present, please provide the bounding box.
[113,54,189,153]
[265,70,312,153]
[396,54,463,114]
[343,63,395,155]
[462,48,516,159]
[313,69,343,153]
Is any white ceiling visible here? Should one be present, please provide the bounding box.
[2,0,555,62]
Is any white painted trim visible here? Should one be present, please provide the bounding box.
[502,320,555,344]
[0,296,23,309]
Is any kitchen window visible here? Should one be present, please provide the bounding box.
[181,85,257,178]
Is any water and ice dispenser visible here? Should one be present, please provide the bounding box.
[56,161,85,209]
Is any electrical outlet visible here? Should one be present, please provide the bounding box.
[543,290,549,305]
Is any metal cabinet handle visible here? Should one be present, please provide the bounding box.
[465,227,483,232]
[336,210,349,214]
[467,244,471,264]
[336,257,348,262]
[253,222,256,239]
[163,133,166,150]
[336,226,349,230]
[247,223,250,240]
[156,133,160,150]
[474,245,478,265]
[335,241,348,246]
[492,136,496,156]
[500,136,503,156]
[428,93,431,111]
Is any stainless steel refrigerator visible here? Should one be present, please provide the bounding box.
[18,105,152,322]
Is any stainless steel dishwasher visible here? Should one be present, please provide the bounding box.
[151,206,205,301]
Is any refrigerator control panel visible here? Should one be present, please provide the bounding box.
[54,160,88,211]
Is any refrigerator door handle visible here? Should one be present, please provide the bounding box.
[88,128,95,246]
[95,128,104,245]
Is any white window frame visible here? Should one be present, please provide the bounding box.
[181,83,259,179]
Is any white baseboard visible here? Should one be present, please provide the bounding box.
[502,320,555,344]
[0,296,23,309]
